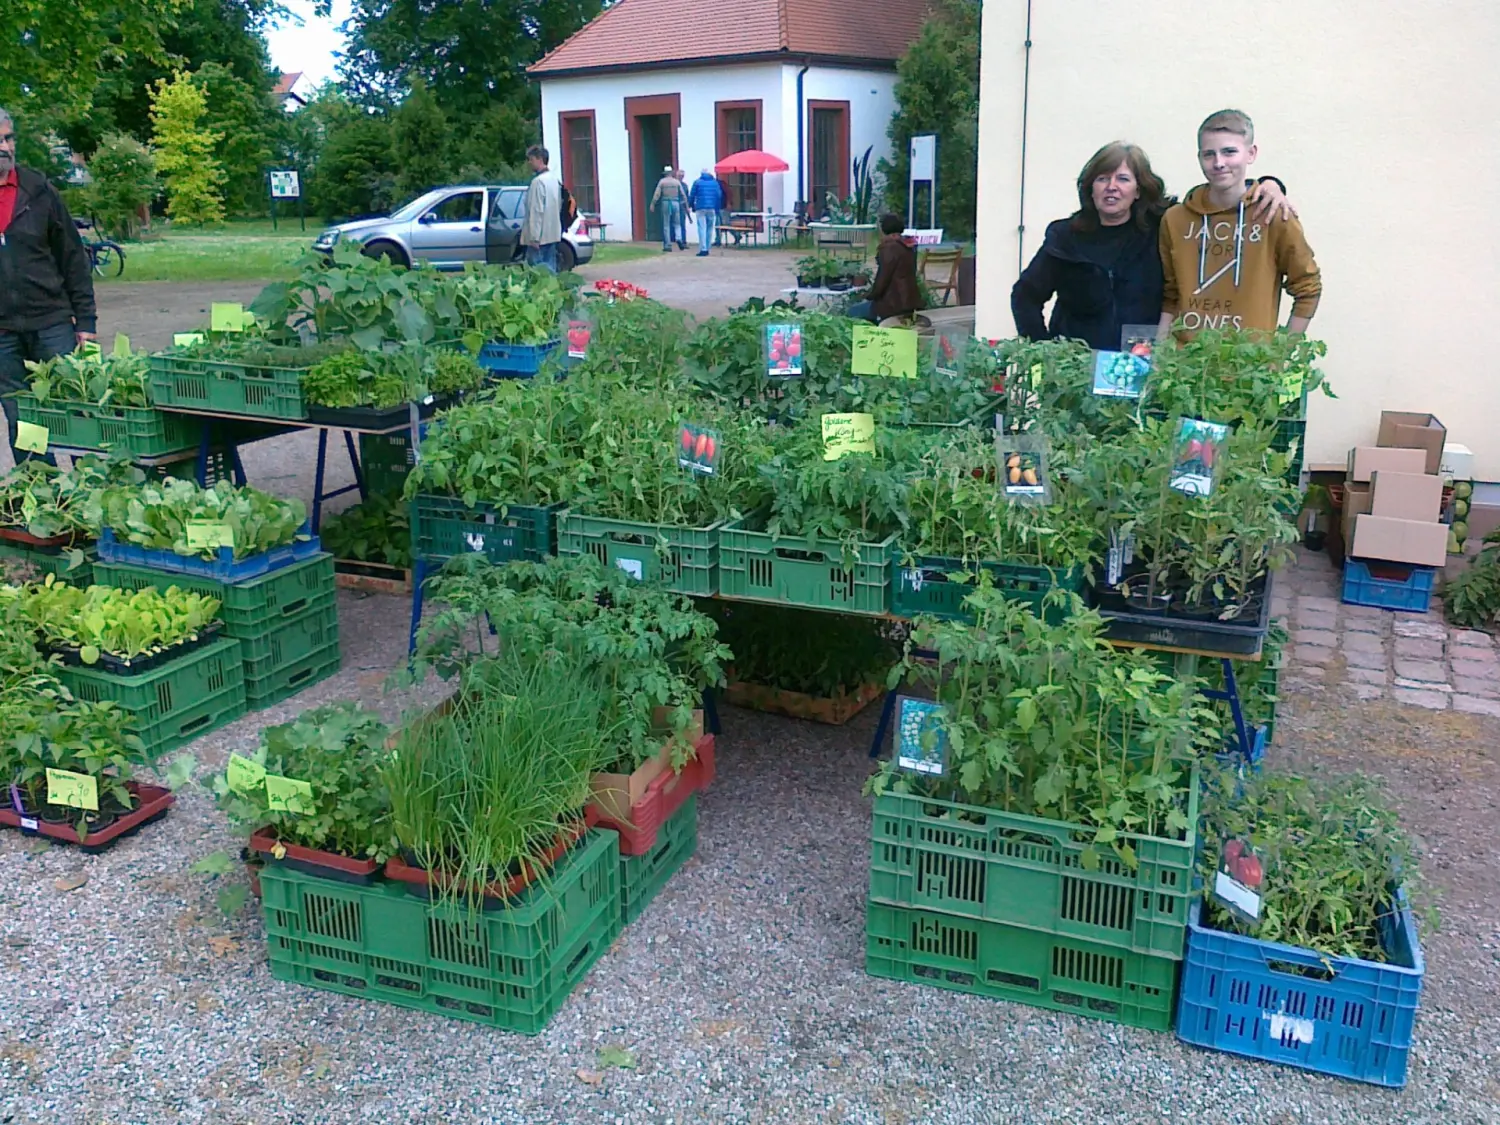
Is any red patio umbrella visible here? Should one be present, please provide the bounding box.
[714,149,790,175]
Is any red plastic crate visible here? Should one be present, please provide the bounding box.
[0,782,174,853]
[383,808,600,902]
[595,734,715,856]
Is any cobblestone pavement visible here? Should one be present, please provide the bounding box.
[1276,547,1499,715]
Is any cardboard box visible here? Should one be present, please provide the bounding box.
[1467,501,1500,545]
[1440,442,1474,482]
[588,709,704,822]
[1347,445,1427,483]
[1376,411,1446,475]
[1350,514,1449,568]
[1370,470,1443,522]
[1341,480,1372,542]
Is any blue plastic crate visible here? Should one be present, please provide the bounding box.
[98,524,321,583]
[1340,558,1435,613]
[477,338,561,377]
[1175,894,1423,1087]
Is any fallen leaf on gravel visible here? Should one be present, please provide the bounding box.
[207,936,239,957]
[216,885,250,917]
[575,1068,604,1086]
[54,874,88,893]
[190,851,233,876]
[597,1045,637,1070]
[27,840,50,855]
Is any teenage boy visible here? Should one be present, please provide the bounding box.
[1158,109,1320,337]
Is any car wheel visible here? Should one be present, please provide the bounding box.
[361,240,408,268]
[557,242,577,273]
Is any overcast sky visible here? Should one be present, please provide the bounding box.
[263,0,350,87]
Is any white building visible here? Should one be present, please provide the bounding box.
[528,0,927,242]
[274,71,317,112]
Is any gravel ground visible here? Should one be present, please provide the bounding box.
[2,552,1499,1125]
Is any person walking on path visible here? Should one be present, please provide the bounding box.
[672,168,690,248]
[0,106,96,462]
[521,144,562,272]
[687,169,725,255]
[650,166,686,252]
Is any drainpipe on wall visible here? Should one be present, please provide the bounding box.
[796,60,811,207]
[1017,0,1034,274]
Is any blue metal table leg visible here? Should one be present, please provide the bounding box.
[1221,658,1255,764]
[868,687,899,759]
[343,429,366,500]
[311,428,329,534]
[702,687,721,735]
[407,556,428,656]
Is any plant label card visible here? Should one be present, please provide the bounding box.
[931,329,964,377]
[173,332,206,348]
[1091,350,1149,399]
[1106,528,1126,586]
[821,412,876,461]
[79,341,103,359]
[265,774,314,814]
[852,323,919,379]
[614,557,645,581]
[1002,450,1045,497]
[211,302,247,333]
[1212,838,1265,925]
[895,697,947,775]
[226,753,267,795]
[566,319,592,360]
[112,333,132,357]
[765,323,803,377]
[185,521,235,552]
[995,433,1052,505]
[677,423,721,475]
[46,768,99,811]
[1119,324,1158,363]
[1170,418,1230,496]
[14,421,48,455]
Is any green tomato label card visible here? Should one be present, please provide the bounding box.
[226,753,267,795]
[185,521,235,551]
[46,768,99,811]
[211,302,247,332]
[821,412,875,461]
[14,421,49,455]
[895,698,947,775]
[265,775,314,814]
[852,324,918,378]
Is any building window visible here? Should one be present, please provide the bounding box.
[560,111,599,215]
[808,101,850,219]
[716,101,762,214]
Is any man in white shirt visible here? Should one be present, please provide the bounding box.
[521,144,562,272]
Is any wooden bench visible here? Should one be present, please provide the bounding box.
[717,218,762,247]
[581,215,608,241]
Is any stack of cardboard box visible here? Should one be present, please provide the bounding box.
[1343,411,1448,571]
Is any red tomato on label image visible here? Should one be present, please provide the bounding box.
[695,432,710,459]
[787,340,801,357]
[680,427,695,453]
[703,435,716,460]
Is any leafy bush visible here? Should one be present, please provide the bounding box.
[89,479,308,561]
[77,132,158,239]
[0,456,142,541]
[321,493,411,568]
[26,350,152,407]
[16,577,221,665]
[1443,529,1500,630]
[706,601,894,698]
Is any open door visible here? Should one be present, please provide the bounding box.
[625,94,681,241]
[485,187,526,264]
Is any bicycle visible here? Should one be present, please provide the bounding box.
[74,219,126,278]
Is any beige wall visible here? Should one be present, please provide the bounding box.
[975,0,1500,479]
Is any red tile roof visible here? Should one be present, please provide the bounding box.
[529,0,929,76]
[273,71,303,97]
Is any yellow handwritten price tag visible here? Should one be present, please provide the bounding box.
[185,521,235,551]
[852,324,919,379]
[265,775,314,814]
[226,753,266,795]
[211,302,247,332]
[821,412,876,461]
[173,332,206,348]
[46,768,99,811]
[112,333,132,357]
[14,421,49,455]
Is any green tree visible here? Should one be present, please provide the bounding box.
[451,102,533,180]
[392,79,450,199]
[78,133,159,238]
[877,0,980,239]
[150,71,226,225]
[192,61,278,215]
[311,114,397,221]
[276,84,362,210]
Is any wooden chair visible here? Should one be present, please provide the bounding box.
[918,246,964,306]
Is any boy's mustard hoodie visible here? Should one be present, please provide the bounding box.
[1158,185,1321,335]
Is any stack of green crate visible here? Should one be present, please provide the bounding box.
[865,773,1199,1032]
[618,795,698,925]
[0,540,95,586]
[358,432,414,498]
[259,830,621,1033]
[90,553,340,710]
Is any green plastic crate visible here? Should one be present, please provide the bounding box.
[889,551,1084,623]
[239,601,339,686]
[719,515,893,615]
[245,639,341,711]
[866,901,1179,1032]
[411,494,562,565]
[869,772,1199,960]
[14,396,201,458]
[358,432,413,497]
[260,830,621,1034]
[147,354,308,421]
[619,794,697,925]
[0,541,94,586]
[57,637,246,758]
[557,512,720,596]
[91,553,336,638]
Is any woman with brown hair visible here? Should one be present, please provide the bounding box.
[1010,142,1293,350]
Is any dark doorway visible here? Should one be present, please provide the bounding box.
[625,93,681,242]
[638,115,672,243]
[808,100,850,220]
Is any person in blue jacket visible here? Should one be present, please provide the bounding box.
[1010,141,1293,350]
[688,170,726,256]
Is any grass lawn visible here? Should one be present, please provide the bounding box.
[97,221,657,284]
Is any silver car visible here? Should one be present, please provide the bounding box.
[311,184,594,271]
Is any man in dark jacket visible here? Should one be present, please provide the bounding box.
[0,109,97,461]
[849,213,921,323]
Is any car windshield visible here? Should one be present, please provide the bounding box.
[387,191,446,221]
